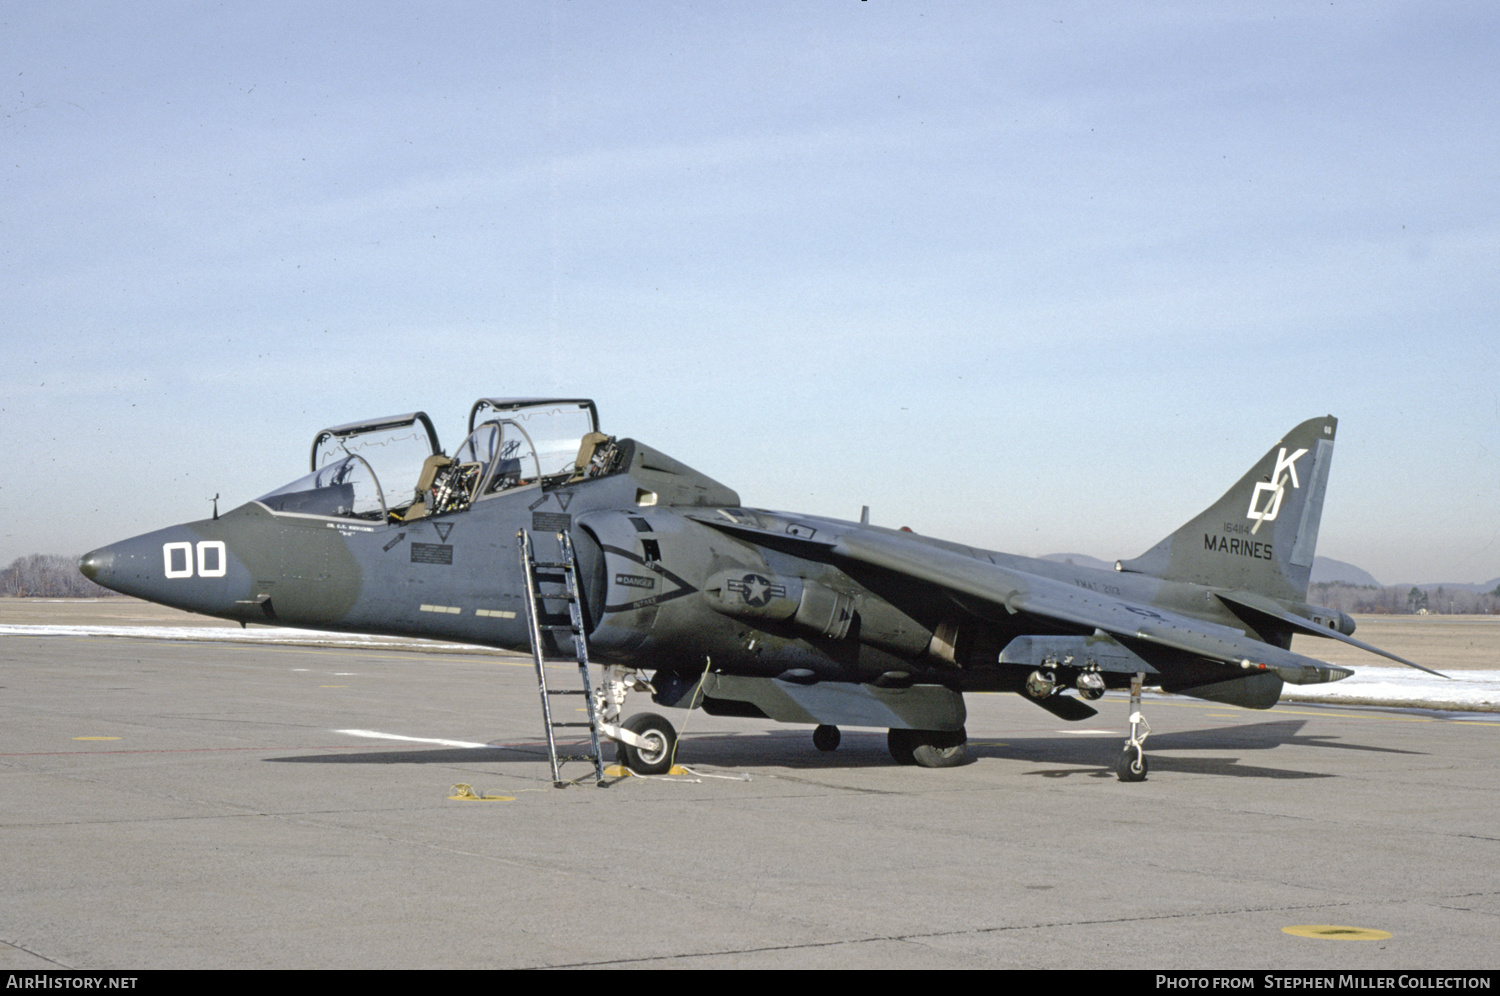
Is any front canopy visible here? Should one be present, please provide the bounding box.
[256,455,387,520]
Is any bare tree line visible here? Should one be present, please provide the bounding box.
[1310,582,1500,615]
[1,555,116,598]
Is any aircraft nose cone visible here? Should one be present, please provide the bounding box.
[78,547,113,583]
[77,538,155,598]
[77,527,252,614]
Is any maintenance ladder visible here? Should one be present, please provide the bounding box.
[517,529,607,788]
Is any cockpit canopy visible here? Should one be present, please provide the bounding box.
[255,398,613,522]
[467,398,599,479]
[311,410,441,489]
[257,454,388,519]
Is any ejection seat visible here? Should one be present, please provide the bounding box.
[394,454,453,522]
[568,432,615,483]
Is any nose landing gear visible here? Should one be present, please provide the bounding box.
[595,667,685,776]
[614,712,678,776]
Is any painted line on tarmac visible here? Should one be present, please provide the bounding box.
[1149,699,1491,725]
[1268,707,1433,722]
[0,744,395,757]
[1282,924,1392,940]
[337,729,496,749]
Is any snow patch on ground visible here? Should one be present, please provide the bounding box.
[1279,665,1500,712]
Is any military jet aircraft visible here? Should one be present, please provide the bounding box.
[79,399,1435,783]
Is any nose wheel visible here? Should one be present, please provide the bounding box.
[596,668,683,776]
[614,712,678,776]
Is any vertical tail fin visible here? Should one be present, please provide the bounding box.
[1115,416,1337,601]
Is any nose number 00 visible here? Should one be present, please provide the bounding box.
[163,541,227,578]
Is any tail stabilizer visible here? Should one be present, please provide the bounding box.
[1116,416,1337,602]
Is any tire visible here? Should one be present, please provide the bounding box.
[887,728,918,766]
[619,712,677,776]
[1117,747,1148,782]
[812,724,841,752]
[911,728,968,769]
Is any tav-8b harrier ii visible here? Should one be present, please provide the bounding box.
[80,400,1436,784]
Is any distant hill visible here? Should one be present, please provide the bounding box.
[1399,578,1500,594]
[1309,557,1381,587]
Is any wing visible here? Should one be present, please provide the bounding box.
[691,514,1363,686]
[833,530,1358,686]
[1212,589,1445,677]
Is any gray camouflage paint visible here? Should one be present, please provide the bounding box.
[81,411,1426,734]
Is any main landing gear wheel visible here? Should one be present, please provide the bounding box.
[888,728,968,768]
[887,728,918,765]
[812,724,841,752]
[618,712,677,776]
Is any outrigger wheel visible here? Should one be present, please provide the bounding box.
[1117,747,1148,782]
[1116,670,1150,782]
[887,727,968,768]
[617,712,677,776]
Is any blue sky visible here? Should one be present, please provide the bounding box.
[3,2,1497,585]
